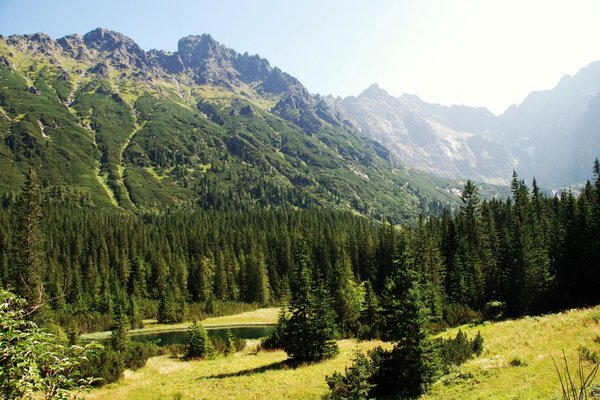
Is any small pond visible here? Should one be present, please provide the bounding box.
[129,325,275,346]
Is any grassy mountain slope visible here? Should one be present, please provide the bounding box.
[0,30,467,222]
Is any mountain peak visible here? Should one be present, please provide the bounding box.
[81,28,148,69]
[359,83,392,100]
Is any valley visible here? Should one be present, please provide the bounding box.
[0,21,599,400]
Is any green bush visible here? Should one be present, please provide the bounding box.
[78,346,125,387]
[259,306,288,351]
[212,334,245,355]
[443,303,481,327]
[324,351,376,400]
[123,342,160,370]
[434,330,484,373]
[185,321,213,359]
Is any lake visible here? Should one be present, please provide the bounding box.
[129,325,275,346]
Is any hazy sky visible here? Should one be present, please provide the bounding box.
[1,0,599,114]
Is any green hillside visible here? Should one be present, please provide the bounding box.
[0,30,470,222]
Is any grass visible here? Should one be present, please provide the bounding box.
[85,339,386,400]
[424,306,600,399]
[83,306,600,399]
[81,307,280,341]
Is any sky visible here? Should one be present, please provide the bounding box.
[1,0,600,114]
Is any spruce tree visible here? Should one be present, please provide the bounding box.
[13,167,45,312]
[110,304,130,352]
[283,249,338,364]
[185,321,213,359]
[331,252,365,337]
[375,260,439,398]
[225,329,236,355]
[157,290,178,324]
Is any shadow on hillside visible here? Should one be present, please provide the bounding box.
[202,360,289,379]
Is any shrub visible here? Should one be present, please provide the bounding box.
[185,321,213,359]
[259,306,288,351]
[225,329,236,355]
[1,289,97,399]
[78,346,125,386]
[483,300,506,321]
[434,330,484,373]
[123,341,160,370]
[472,331,484,356]
[324,351,376,400]
[443,303,481,327]
[212,335,245,355]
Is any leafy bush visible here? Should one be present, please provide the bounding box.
[1,290,98,400]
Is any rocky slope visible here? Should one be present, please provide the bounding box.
[497,60,600,186]
[338,59,600,187]
[329,84,516,185]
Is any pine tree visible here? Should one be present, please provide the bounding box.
[129,295,143,330]
[375,260,439,398]
[331,252,365,337]
[13,167,45,312]
[225,329,236,355]
[185,321,213,359]
[110,304,130,352]
[157,290,178,324]
[283,250,338,364]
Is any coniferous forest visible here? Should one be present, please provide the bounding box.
[1,161,599,336]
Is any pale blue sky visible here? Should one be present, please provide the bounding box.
[1,0,600,114]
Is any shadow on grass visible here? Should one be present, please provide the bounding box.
[202,360,290,379]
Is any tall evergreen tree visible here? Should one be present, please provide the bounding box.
[330,252,365,337]
[375,259,439,399]
[283,242,338,364]
[13,167,45,312]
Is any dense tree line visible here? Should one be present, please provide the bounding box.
[1,162,599,333]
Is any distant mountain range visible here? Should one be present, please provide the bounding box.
[332,62,600,187]
[0,28,596,223]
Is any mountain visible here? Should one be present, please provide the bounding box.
[0,28,463,223]
[498,61,600,186]
[329,84,516,185]
[340,60,600,187]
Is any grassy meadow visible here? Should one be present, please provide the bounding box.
[85,306,600,400]
[85,339,387,400]
[425,306,600,400]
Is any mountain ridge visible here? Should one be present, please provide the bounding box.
[0,28,472,223]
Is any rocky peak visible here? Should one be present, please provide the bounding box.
[177,34,236,68]
[57,34,90,60]
[6,32,63,56]
[234,52,272,83]
[359,83,392,101]
[82,28,149,69]
[258,67,303,95]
